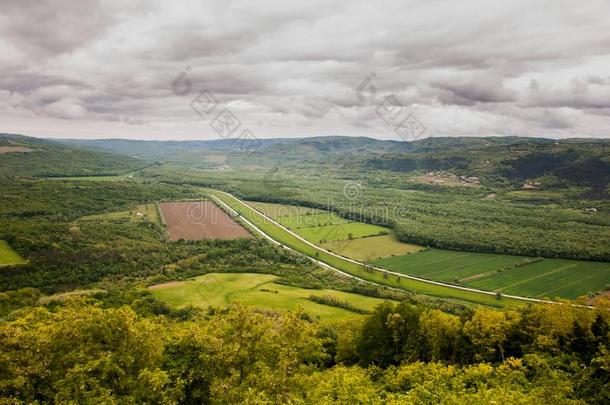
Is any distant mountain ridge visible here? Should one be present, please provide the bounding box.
[0,133,145,177]
[3,133,610,197]
[54,135,413,158]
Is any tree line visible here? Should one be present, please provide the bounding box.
[0,297,608,404]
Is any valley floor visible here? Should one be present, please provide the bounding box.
[149,272,391,320]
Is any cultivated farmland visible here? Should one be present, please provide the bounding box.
[241,195,610,300]
[248,201,392,244]
[159,201,252,241]
[208,190,525,308]
[149,272,391,320]
[374,249,610,300]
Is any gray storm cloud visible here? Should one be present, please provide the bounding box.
[1,0,609,139]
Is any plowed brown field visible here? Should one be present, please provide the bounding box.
[159,201,252,241]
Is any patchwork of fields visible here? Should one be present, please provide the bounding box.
[247,199,610,300]
[374,249,610,300]
[218,193,525,307]
[247,200,397,248]
[0,240,27,266]
[149,272,391,320]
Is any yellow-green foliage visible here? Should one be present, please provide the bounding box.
[1,300,605,404]
[149,272,391,320]
[0,240,26,266]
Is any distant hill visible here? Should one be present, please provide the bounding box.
[358,137,610,198]
[12,133,610,196]
[55,135,413,159]
[0,134,146,177]
[55,137,291,158]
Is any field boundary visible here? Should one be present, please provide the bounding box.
[159,201,252,241]
[208,190,586,307]
[208,194,405,292]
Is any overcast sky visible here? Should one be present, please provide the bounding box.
[2,0,610,140]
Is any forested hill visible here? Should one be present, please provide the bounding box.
[357,137,610,197]
[0,134,147,177]
[20,133,610,196]
[56,135,414,159]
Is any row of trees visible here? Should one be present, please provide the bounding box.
[351,301,608,367]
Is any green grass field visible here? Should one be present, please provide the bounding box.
[295,222,389,244]
[252,202,395,245]
[246,201,323,218]
[322,235,423,262]
[77,203,160,225]
[276,212,350,229]
[373,249,610,300]
[0,240,27,266]
[149,273,391,320]
[207,190,525,308]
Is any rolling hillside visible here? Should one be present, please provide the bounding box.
[0,134,147,177]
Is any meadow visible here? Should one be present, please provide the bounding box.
[276,212,350,228]
[374,249,610,299]
[322,235,423,262]
[78,203,161,225]
[295,222,389,244]
[246,201,324,217]
[149,272,391,320]
[0,240,27,266]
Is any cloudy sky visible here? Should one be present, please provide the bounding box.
[2,0,610,140]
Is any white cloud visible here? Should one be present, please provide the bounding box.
[1,0,610,139]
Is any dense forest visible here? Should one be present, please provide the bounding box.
[1,297,609,403]
[0,134,146,177]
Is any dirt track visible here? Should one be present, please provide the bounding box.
[159,201,252,241]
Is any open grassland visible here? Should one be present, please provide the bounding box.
[136,204,161,224]
[78,203,160,225]
[0,240,27,266]
[149,273,391,320]
[246,201,323,218]
[373,249,610,300]
[207,189,525,308]
[295,222,389,244]
[276,212,350,228]
[322,235,423,262]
